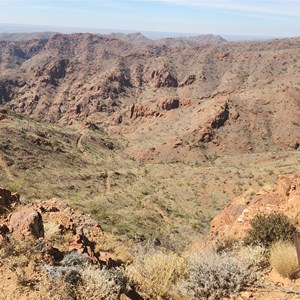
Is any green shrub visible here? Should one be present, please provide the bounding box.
[244,212,297,247]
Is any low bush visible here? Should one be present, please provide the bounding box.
[77,265,125,300]
[244,212,297,247]
[270,241,299,279]
[41,252,125,300]
[178,248,257,300]
[240,244,268,269]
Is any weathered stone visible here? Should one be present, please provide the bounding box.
[8,208,44,240]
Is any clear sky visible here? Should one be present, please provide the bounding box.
[0,0,299,37]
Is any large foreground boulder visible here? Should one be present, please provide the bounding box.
[8,208,44,240]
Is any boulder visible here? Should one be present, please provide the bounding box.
[8,208,44,240]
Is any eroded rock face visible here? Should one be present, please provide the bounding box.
[8,208,44,240]
[210,175,300,240]
[179,75,196,87]
[157,98,180,110]
[68,232,102,264]
[129,103,161,119]
[150,69,178,88]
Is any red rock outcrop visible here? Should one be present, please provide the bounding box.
[31,198,105,264]
[150,69,178,88]
[210,175,300,240]
[156,98,180,110]
[8,208,44,240]
[129,103,160,119]
[0,193,110,264]
[179,75,196,87]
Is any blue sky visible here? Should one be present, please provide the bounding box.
[0,0,299,37]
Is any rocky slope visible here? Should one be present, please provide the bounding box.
[0,33,299,164]
[2,180,300,300]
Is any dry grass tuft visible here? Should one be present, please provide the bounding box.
[270,241,299,279]
[126,246,185,299]
[43,222,61,241]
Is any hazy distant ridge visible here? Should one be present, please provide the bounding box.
[0,31,226,46]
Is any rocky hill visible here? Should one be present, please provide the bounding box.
[0,33,299,164]
[0,32,299,248]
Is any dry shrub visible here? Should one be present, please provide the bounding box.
[37,273,75,300]
[126,246,185,299]
[240,245,268,269]
[178,248,257,300]
[41,251,125,300]
[270,241,299,279]
[43,222,61,241]
[77,265,125,300]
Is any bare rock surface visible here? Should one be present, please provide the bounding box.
[211,175,300,239]
[8,208,44,239]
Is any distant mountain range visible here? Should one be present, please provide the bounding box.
[0,23,278,41]
[0,31,226,46]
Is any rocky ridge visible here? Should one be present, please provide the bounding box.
[0,33,299,163]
